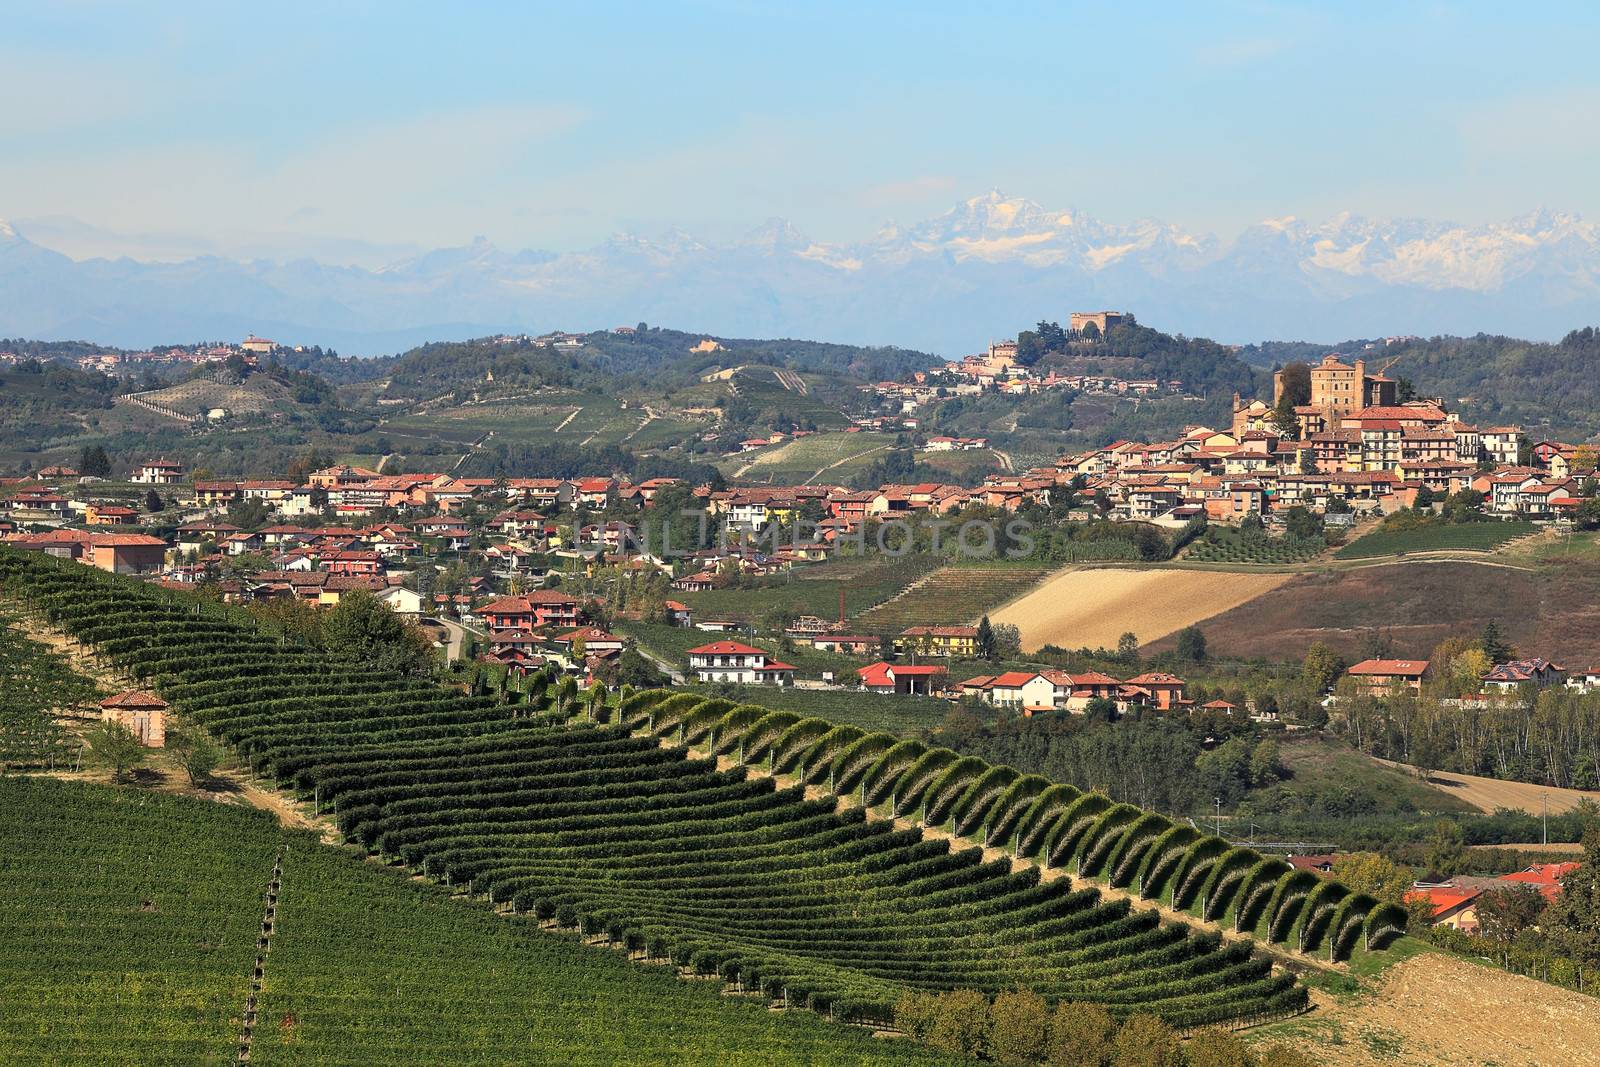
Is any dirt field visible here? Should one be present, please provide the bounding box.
[989,567,1291,652]
[1371,756,1600,816]
[1266,951,1600,1065]
[1152,559,1600,663]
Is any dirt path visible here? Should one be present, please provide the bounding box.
[1369,756,1600,815]
[1267,951,1600,1065]
[805,444,888,485]
[18,609,339,840]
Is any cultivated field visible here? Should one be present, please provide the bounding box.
[856,565,1053,631]
[1370,757,1600,816]
[130,375,296,416]
[1333,521,1537,560]
[1264,949,1600,1066]
[0,778,954,1067]
[990,567,1293,652]
[1157,559,1600,663]
[726,431,890,482]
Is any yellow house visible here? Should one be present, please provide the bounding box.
[894,625,979,658]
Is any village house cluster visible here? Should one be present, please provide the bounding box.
[861,335,1190,441]
[1343,656,1600,701]
[1057,353,1559,523]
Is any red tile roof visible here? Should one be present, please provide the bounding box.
[688,641,768,656]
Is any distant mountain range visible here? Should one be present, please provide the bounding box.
[4,193,1600,356]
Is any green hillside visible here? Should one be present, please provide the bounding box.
[0,776,954,1066]
[0,548,1378,1037]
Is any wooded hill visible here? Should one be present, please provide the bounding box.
[375,327,940,404]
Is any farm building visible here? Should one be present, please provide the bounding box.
[1345,658,1430,695]
[857,661,947,695]
[99,690,168,747]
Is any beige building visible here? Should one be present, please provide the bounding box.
[1069,311,1128,335]
[1276,355,1399,427]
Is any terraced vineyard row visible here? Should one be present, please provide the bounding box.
[0,778,953,1067]
[0,548,1402,1035]
[855,565,1052,631]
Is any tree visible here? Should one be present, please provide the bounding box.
[78,444,111,478]
[1284,505,1323,540]
[144,487,164,513]
[1249,739,1283,786]
[992,623,1022,660]
[976,616,996,660]
[84,721,146,781]
[1110,1014,1182,1067]
[1302,642,1341,693]
[1480,619,1513,664]
[1298,449,1319,475]
[1176,626,1207,662]
[323,589,433,677]
[615,647,668,689]
[1423,819,1467,877]
[1048,1001,1115,1067]
[1116,632,1140,664]
[893,991,940,1043]
[1476,883,1548,945]
[1277,361,1313,407]
[926,989,990,1058]
[1078,320,1100,342]
[166,725,221,786]
[1330,852,1412,906]
[1413,484,1436,509]
[1541,826,1600,966]
[989,989,1050,1064]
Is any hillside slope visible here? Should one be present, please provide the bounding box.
[0,777,953,1066]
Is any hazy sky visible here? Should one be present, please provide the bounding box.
[5,1,1600,262]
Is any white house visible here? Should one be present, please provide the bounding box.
[686,640,796,686]
[132,458,185,485]
[378,585,424,617]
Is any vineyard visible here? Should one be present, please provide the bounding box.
[0,606,99,770]
[0,546,1409,1044]
[855,565,1053,631]
[1181,529,1326,566]
[0,778,954,1066]
[677,554,940,624]
[0,777,281,1066]
[1333,521,1537,560]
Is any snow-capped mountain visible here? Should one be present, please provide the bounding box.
[3,192,1600,355]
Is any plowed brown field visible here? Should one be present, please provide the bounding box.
[989,567,1291,652]
[1266,951,1600,1066]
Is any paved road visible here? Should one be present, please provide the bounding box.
[435,618,480,664]
[635,645,685,684]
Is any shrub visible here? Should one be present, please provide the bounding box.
[1183,1028,1257,1067]
[1110,1014,1183,1067]
[893,990,940,1041]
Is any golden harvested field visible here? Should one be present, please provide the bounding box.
[990,567,1291,652]
[1371,757,1600,815]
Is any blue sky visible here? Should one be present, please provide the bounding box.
[4,1,1600,261]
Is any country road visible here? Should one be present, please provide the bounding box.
[435,618,480,665]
